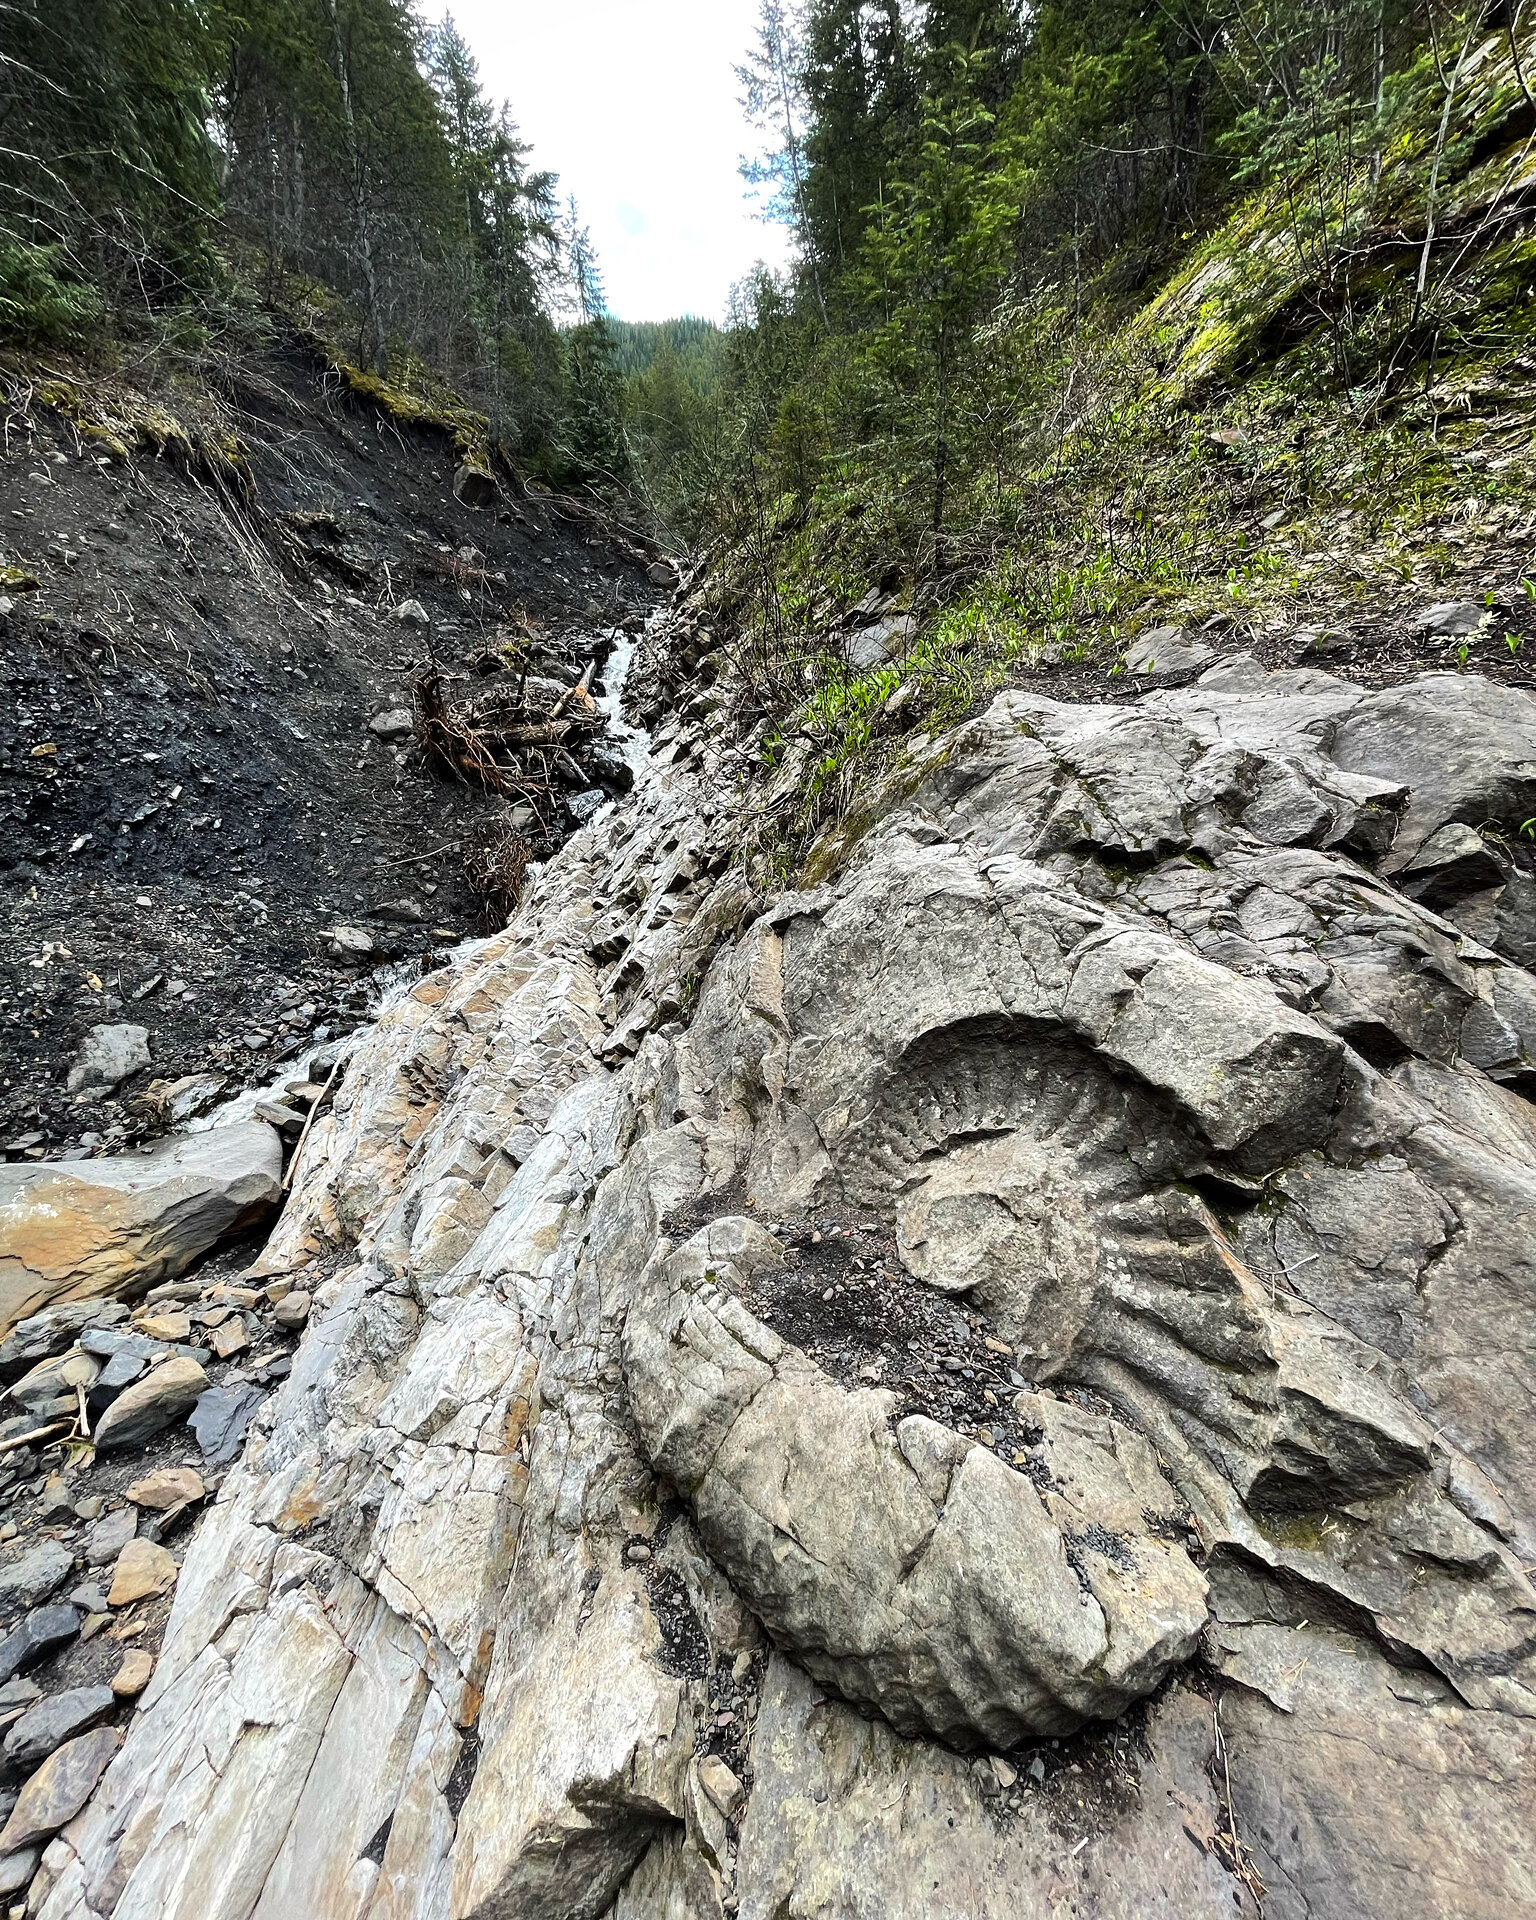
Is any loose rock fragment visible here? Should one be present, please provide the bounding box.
[124,1468,204,1511]
[3,1686,114,1770]
[0,1127,282,1335]
[0,1726,120,1852]
[187,1382,264,1465]
[0,1542,73,1610]
[272,1291,311,1330]
[110,1649,154,1698]
[83,1509,135,1568]
[92,1356,208,1451]
[106,1538,178,1608]
[65,1026,150,1098]
[0,1846,38,1895]
[133,1311,191,1344]
[697,1755,745,1820]
[0,1607,79,1685]
[208,1318,250,1359]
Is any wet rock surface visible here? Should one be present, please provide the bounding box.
[4,645,1536,1917]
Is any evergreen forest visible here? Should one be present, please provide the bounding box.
[5,0,1536,827]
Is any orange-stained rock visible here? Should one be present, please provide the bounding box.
[107,1538,178,1608]
[0,1125,282,1337]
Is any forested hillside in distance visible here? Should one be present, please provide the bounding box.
[692,0,1536,853]
[607,319,729,523]
[0,0,631,486]
[609,318,724,382]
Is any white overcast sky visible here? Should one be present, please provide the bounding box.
[420,0,794,322]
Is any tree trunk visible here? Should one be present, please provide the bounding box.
[326,0,387,375]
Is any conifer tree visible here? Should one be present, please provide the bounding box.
[2,0,223,338]
[856,44,1021,551]
[738,0,829,322]
[799,0,915,279]
[562,206,629,488]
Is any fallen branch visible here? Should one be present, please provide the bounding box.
[282,1058,342,1194]
[0,1421,71,1455]
[414,665,601,799]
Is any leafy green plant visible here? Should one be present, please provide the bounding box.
[0,242,101,346]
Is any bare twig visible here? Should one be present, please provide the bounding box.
[282,1059,341,1194]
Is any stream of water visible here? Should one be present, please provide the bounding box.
[195,618,660,1137]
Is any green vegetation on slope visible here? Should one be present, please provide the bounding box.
[686,1,1536,864]
[0,0,632,493]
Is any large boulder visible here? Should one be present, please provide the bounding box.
[0,1124,283,1335]
[624,1217,1207,1747]
[23,663,1536,1920]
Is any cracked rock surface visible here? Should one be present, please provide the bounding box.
[21,657,1536,1919]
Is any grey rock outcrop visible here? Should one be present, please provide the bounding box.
[25,659,1536,1920]
[624,1218,1206,1745]
[1123,624,1214,675]
[65,1025,150,1099]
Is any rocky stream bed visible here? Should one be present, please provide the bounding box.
[3,488,1536,1915]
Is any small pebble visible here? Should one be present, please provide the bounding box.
[110,1649,154,1698]
[272,1293,311,1331]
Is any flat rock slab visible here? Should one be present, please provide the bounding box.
[0,1726,120,1853]
[92,1355,208,1451]
[24,660,1536,1920]
[0,1846,38,1895]
[133,1311,191,1344]
[65,1025,150,1099]
[0,1606,79,1685]
[3,1685,114,1770]
[124,1467,204,1511]
[107,1538,177,1608]
[188,1381,265,1466]
[1123,626,1215,675]
[82,1509,135,1567]
[0,1123,283,1336]
[1414,600,1485,634]
[8,1350,99,1416]
[0,1540,74,1609]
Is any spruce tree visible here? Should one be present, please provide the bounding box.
[855,44,1021,553]
[800,0,915,281]
[2,0,223,337]
[562,208,629,489]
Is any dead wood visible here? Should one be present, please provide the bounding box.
[465,816,533,928]
[414,664,604,799]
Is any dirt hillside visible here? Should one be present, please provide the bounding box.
[0,340,659,1160]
